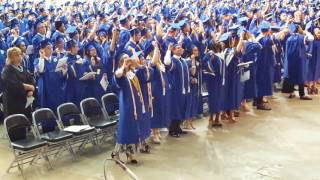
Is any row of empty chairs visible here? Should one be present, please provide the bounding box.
[3,93,119,179]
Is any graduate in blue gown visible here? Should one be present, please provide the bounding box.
[255,21,275,110]
[306,28,320,94]
[220,32,243,123]
[52,35,67,59]
[32,20,47,58]
[85,44,108,101]
[65,40,91,106]
[112,54,146,164]
[33,39,67,132]
[184,45,201,130]
[35,39,67,111]
[203,46,224,128]
[150,43,171,144]
[164,43,190,137]
[284,23,313,100]
[12,37,32,73]
[240,32,262,110]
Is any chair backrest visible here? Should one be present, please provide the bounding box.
[101,93,119,116]
[80,98,105,122]
[32,108,59,134]
[57,103,85,127]
[4,114,31,142]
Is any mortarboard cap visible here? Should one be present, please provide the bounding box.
[119,14,128,24]
[40,39,52,49]
[218,32,231,42]
[271,25,281,32]
[130,27,141,36]
[260,21,271,32]
[66,39,78,49]
[289,23,298,33]
[12,37,26,47]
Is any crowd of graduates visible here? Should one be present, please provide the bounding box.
[0,0,320,163]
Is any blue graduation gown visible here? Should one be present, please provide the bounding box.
[136,66,153,141]
[284,34,308,84]
[273,38,283,83]
[36,58,67,111]
[124,40,143,57]
[66,54,90,106]
[167,56,190,121]
[242,41,262,99]
[307,39,320,81]
[186,58,202,118]
[0,49,6,92]
[181,34,194,58]
[203,54,223,114]
[113,72,144,145]
[256,35,275,97]
[222,48,243,111]
[87,57,108,100]
[32,33,46,58]
[151,65,171,128]
[118,28,131,52]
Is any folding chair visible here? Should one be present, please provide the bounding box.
[80,98,117,144]
[4,114,51,179]
[57,103,97,152]
[101,93,120,122]
[32,108,76,162]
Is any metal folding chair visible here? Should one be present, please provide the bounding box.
[80,98,117,144]
[4,114,51,179]
[32,108,76,162]
[57,103,97,152]
[101,93,120,122]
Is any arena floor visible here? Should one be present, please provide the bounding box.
[0,92,320,180]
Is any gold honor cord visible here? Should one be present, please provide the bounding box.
[132,75,146,114]
[146,66,154,117]
[177,59,186,94]
[183,60,191,93]
[159,65,166,96]
[127,76,138,120]
[71,65,77,78]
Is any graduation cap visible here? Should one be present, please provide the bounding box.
[130,27,141,36]
[40,39,52,49]
[218,32,231,43]
[170,23,181,30]
[200,15,210,23]
[66,39,78,50]
[55,34,65,44]
[97,25,110,36]
[34,17,46,29]
[66,26,78,38]
[119,14,128,24]
[85,43,96,55]
[260,21,271,32]
[229,24,240,32]
[12,37,26,47]
[48,5,55,12]
[141,28,149,36]
[178,19,189,29]
[271,25,281,32]
[9,18,19,29]
[288,23,298,33]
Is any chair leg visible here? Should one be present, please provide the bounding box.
[66,142,76,161]
[41,149,53,170]
[17,161,26,180]
[29,152,40,165]
[6,159,15,173]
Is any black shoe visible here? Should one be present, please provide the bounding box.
[257,103,272,111]
[288,94,296,99]
[212,123,223,128]
[169,131,180,138]
[300,96,312,100]
[178,128,188,134]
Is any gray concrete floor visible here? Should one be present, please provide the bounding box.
[1,92,320,180]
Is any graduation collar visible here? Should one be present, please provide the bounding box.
[173,55,181,60]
